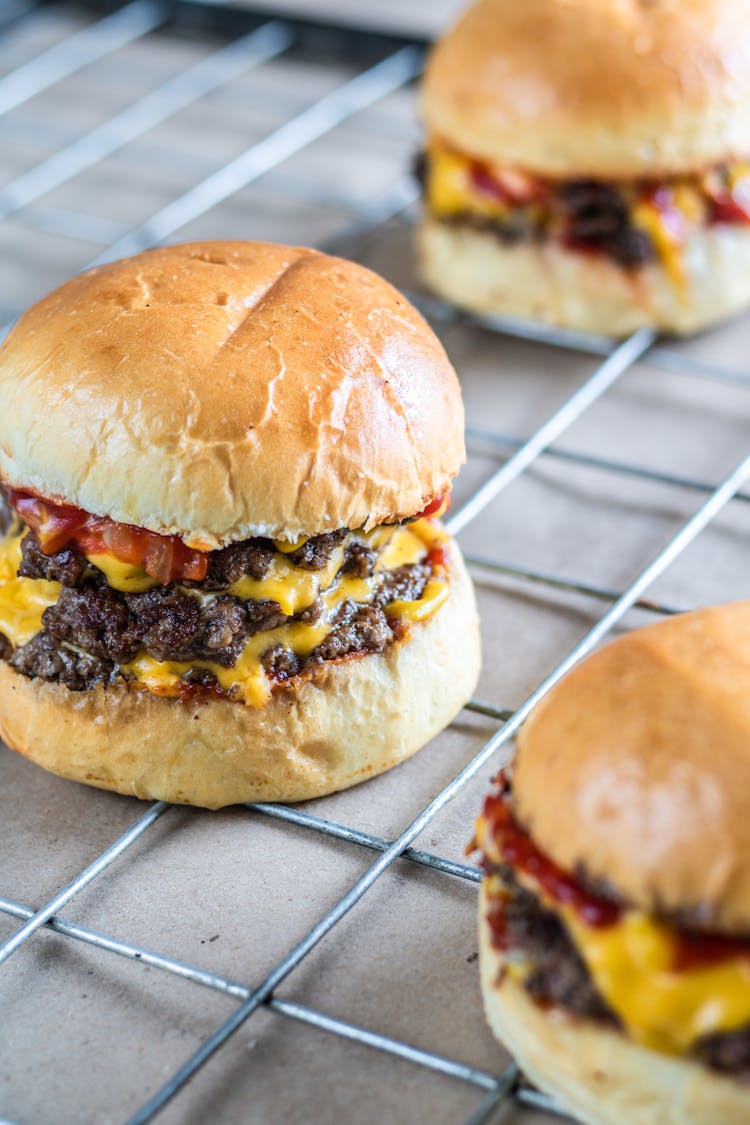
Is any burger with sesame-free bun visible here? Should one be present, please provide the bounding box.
[419,0,750,336]
[475,603,750,1125]
[0,240,480,808]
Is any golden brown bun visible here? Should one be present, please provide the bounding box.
[514,602,750,933]
[0,547,479,808]
[478,886,750,1125]
[419,217,750,336]
[422,0,750,179]
[0,241,464,547]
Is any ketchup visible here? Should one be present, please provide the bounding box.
[708,192,750,225]
[469,163,546,205]
[481,792,621,928]
[426,543,450,570]
[482,789,750,969]
[8,488,209,585]
[415,493,450,520]
[672,930,750,972]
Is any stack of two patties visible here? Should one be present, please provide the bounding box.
[0,241,480,807]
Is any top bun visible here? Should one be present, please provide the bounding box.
[422,0,750,178]
[513,603,750,934]
[0,241,464,547]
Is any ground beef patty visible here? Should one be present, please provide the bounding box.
[4,519,432,693]
[489,868,750,1077]
[558,181,653,268]
[497,867,617,1023]
[9,631,115,691]
[19,528,376,590]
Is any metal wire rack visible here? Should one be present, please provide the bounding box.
[2,4,750,1123]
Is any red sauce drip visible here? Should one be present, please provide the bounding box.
[8,489,209,585]
[414,493,450,520]
[672,930,750,972]
[468,163,547,205]
[481,792,622,928]
[709,191,750,225]
[426,543,450,570]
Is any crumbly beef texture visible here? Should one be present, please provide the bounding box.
[491,867,750,1077]
[310,603,392,663]
[6,533,431,692]
[41,585,283,667]
[373,562,430,607]
[341,540,378,578]
[19,529,379,589]
[497,867,618,1023]
[19,532,89,587]
[205,539,275,587]
[558,181,653,267]
[4,508,435,692]
[9,630,115,691]
[289,529,347,569]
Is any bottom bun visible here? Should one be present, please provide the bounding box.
[0,550,480,808]
[419,218,750,337]
[478,885,750,1125]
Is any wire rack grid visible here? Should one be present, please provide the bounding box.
[2,4,750,1123]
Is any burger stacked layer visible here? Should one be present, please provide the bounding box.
[0,487,451,708]
[421,141,750,284]
[477,783,750,1076]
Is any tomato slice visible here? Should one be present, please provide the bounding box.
[8,488,209,584]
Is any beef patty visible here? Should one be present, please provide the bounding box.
[488,866,750,1077]
[2,521,432,694]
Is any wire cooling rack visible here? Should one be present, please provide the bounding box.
[3,5,750,1123]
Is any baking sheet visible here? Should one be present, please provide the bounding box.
[2,6,750,1124]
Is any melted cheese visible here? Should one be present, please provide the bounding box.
[86,552,159,593]
[0,516,450,708]
[563,908,750,1055]
[273,535,308,554]
[376,525,429,571]
[427,140,510,220]
[386,579,449,622]
[227,547,345,616]
[123,541,450,708]
[630,200,686,286]
[0,531,60,646]
[496,852,750,1056]
[426,139,718,287]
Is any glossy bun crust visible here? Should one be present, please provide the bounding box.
[514,603,750,933]
[0,547,480,808]
[479,887,750,1125]
[422,0,750,178]
[0,241,465,547]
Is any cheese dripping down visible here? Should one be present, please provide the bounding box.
[0,517,451,708]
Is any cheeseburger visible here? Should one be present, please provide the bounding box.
[0,241,480,808]
[475,603,750,1124]
[419,0,750,336]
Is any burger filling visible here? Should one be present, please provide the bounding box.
[0,487,452,707]
[476,783,750,1076]
[421,138,750,284]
